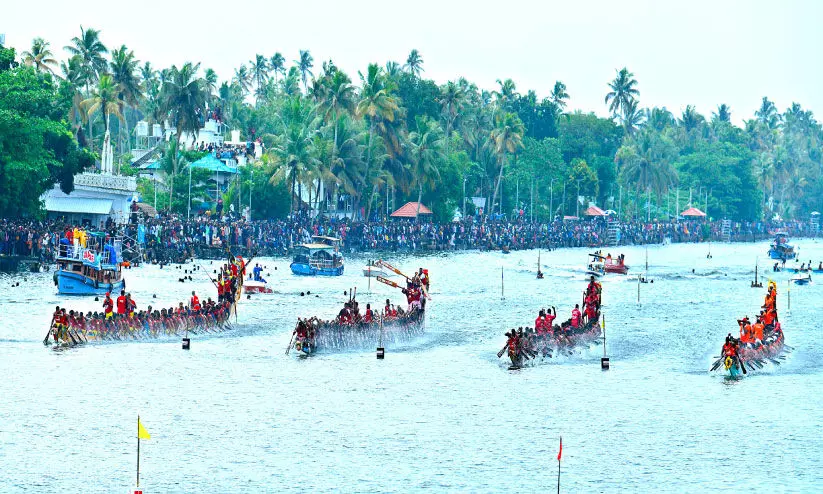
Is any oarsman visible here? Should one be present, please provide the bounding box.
[190,291,201,311]
[363,303,374,323]
[570,304,582,329]
[116,290,127,315]
[103,292,114,320]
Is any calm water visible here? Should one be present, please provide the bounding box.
[1,241,822,493]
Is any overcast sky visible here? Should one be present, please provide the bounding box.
[4,0,820,125]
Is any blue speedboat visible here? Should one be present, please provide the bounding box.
[767,231,796,260]
[54,232,126,295]
[290,236,344,276]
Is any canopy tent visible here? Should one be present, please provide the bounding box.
[583,205,606,217]
[680,206,707,217]
[391,202,433,218]
[190,154,238,173]
[563,215,579,221]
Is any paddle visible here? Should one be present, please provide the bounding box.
[43,314,57,346]
[738,356,747,375]
[376,260,411,280]
[376,276,402,290]
[285,331,295,355]
[709,357,724,372]
[497,343,508,358]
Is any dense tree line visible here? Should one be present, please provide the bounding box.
[5,28,822,222]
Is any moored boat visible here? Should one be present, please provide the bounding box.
[290,236,344,276]
[767,231,796,260]
[54,232,125,296]
[362,260,390,278]
[791,272,812,285]
[243,278,272,293]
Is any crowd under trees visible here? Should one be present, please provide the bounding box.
[2,27,822,223]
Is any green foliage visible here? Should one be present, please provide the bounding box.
[0,66,93,216]
[674,141,759,221]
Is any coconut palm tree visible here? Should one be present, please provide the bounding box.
[405,49,424,77]
[21,37,57,73]
[489,112,525,214]
[604,67,639,117]
[408,117,444,219]
[755,97,779,129]
[64,26,108,86]
[233,64,252,96]
[439,81,465,155]
[713,104,731,123]
[645,107,674,132]
[109,45,141,152]
[616,129,678,203]
[64,25,108,149]
[267,96,318,212]
[550,81,569,109]
[60,55,87,142]
[203,68,218,103]
[318,69,356,157]
[621,99,644,135]
[80,74,124,134]
[356,64,400,218]
[161,62,206,209]
[494,79,517,110]
[270,52,285,84]
[250,54,269,105]
[295,50,314,93]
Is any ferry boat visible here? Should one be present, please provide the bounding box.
[767,231,796,260]
[54,232,125,295]
[290,236,344,276]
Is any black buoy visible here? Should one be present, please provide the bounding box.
[153,294,157,298]
[300,292,305,296]
[307,291,311,295]
[182,338,190,350]
[94,297,99,301]
[376,347,385,359]
[214,270,217,274]
[601,356,610,369]
[247,295,251,299]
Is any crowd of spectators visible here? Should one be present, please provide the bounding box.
[1,215,818,265]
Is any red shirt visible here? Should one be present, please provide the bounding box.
[103,297,113,314]
[116,296,126,314]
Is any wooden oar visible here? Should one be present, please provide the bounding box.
[376,260,411,280]
[738,356,747,375]
[709,357,724,372]
[285,331,295,355]
[43,315,57,346]
[497,343,508,358]
[376,276,402,290]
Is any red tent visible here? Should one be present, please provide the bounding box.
[390,202,433,218]
[680,207,707,217]
[584,205,606,217]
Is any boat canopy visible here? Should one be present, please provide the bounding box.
[298,243,336,250]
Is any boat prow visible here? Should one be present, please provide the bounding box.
[243,279,272,293]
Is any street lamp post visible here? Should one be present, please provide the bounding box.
[549,178,554,221]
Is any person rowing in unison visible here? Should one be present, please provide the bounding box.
[570,304,582,329]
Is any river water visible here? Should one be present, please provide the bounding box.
[1,240,822,493]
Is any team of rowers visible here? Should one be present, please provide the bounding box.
[721,282,779,359]
[502,276,603,360]
[48,256,247,345]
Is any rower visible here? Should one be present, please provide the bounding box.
[103,292,114,320]
[190,291,201,311]
[545,306,557,330]
[384,299,392,318]
[570,304,582,329]
[364,303,374,323]
[116,290,127,315]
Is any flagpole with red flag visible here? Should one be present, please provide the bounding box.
[557,436,562,494]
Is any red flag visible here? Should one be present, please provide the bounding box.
[557,436,562,461]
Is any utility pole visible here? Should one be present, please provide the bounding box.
[187,163,192,221]
[462,177,467,219]
[562,181,566,217]
[249,169,253,220]
[550,178,554,221]
[576,179,582,218]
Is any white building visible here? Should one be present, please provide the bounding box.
[42,173,138,227]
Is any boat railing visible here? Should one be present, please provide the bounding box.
[309,258,341,270]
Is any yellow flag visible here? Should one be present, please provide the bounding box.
[138,417,151,440]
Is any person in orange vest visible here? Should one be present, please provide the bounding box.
[190,291,201,311]
[751,316,765,344]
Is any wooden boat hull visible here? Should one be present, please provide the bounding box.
[295,308,425,354]
[56,270,125,296]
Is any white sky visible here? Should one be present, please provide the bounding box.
[4,0,821,125]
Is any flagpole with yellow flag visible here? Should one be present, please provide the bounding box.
[137,416,151,489]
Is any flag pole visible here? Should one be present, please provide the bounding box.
[136,415,141,488]
[556,435,562,494]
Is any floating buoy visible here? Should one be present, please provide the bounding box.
[307,291,311,295]
[601,357,610,369]
[153,294,157,298]
[247,295,251,299]
[376,347,385,359]
[182,338,190,350]
[94,297,99,302]
[300,292,305,296]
